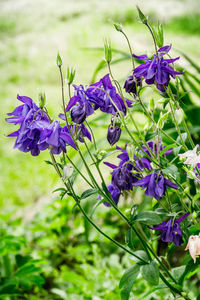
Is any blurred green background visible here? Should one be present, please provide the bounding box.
[1,0,200,211]
[1,0,200,299]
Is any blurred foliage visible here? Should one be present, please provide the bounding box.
[1,0,200,299]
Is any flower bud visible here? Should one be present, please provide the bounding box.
[136,6,148,25]
[124,75,141,95]
[149,98,155,111]
[104,39,112,63]
[56,52,62,67]
[67,66,76,84]
[63,164,74,181]
[107,125,121,146]
[38,92,46,109]
[114,23,123,32]
[71,104,86,124]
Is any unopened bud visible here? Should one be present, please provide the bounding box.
[136,6,148,25]
[56,52,62,67]
[107,125,121,146]
[63,164,74,181]
[67,66,76,84]
[149,98,155,111]
[114,23,123,32]
[192,211,197,219]
[38,92,46,109]
[104,39,112,63]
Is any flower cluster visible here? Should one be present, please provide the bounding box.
[103,140,177,205]
[124,45,183,93]
[6,95,76,156]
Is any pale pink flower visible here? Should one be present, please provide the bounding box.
[185,235,200,263]
[179,145,200,166]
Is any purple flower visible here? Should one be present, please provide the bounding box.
[74,123,92,143]
[133,45,183,91]
[65,85,94,123]
[124,75,141,95]
[6,95,50,156]
[133,171,178,200]
[149,213,190,246]
[38,121,76,154]
[86,74,133,115]
[141,140,173,158]
[107,125,121,146]
[116,145,152,171]
[101,184,121,207]
[104,162,139,191]
[6,95,77,156]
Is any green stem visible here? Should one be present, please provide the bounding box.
[183,119,195,148]
[169,100,187,150]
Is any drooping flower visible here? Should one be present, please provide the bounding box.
[6,95,50,156]
[133,45,183,92]
[124,75,141,95]
[185,234,200,263]
[38,121,76,154]
[64,85,94,124]
[141,140,173,158]
[179,145,200,166]
[133,171,178,200]
[107,125,121,146]
[74,123,92,143]
[149,213,190,246]
[104,162,139,191]
[86,74,133,115]
[6,95,77,156]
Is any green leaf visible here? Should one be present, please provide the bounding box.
[119,264,140,300]
[171,266,185,282]
[141,260,159,285]
[15,264,41,277]
[159,144,176,156]
[129,250,149,265]
[44,160,53,166]
[162,164,179,179]
[80,188,98,200]
[135,211,162,225]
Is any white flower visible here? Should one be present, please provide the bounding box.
[185,235,200,263]
[179,145,200,166]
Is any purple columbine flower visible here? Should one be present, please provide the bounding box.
[149,213,190,246]
[142,140,173,158]
[6,95,77,156]
[6,95,50,156]
[38,121,76,154]
[104,162,139,191]
[100,184,121,207]
[116,145,152,171]
[133,171,178,200]
[63,85,94,124]
[86,74,133,115]
[133,45,183,92]
[74,123,92,143]
[107,125,121,146]
[124,75,141,95]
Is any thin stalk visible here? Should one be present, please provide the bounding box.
[59,66,69,128]
[146,24,158,55]
[183,119,195,148]
[85,120,97,151]
[169,100,187,151]
[66,154,94,188]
